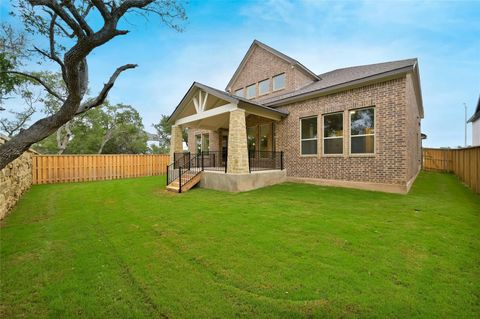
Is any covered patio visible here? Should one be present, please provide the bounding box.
[166,82,288,192]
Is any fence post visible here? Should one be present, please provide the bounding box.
[281,151,284,170]
[179,166,182,193]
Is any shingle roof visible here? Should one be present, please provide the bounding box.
[261,58,418,105]
[467,96,480,123]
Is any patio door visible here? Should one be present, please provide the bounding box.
[221,133,228,164]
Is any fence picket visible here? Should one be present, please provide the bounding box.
[31,154,169,185]
[423,147,480,194]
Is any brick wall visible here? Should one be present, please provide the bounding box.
[229,45,315,101]
[275,76,415,186]
[405,73,422,181]
[0,136,36,219]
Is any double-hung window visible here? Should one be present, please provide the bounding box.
[323,112,343,155]
[350,107,375,154]
[300,116,317,155]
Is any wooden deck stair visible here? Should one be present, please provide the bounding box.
[166,171,203,193]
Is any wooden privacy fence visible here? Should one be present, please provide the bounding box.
[422,147,480,194]
[32,154,170,184]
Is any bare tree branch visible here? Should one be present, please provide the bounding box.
[91,0,112,20]
[1,71,65,101]
[29,0,85,37]
[76,63,137,114]
[63,0,94,35]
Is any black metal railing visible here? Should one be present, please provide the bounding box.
[199,151,228,172]
[167,150,284,188]
[173,152,190,169]
[167,152,204,193]
[248,150,284,172]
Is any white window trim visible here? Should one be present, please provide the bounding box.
[246,83,256,99]
[322,112,344,156]
[273,73,286,92]
[349,107,376,156]
[300,116,318,156]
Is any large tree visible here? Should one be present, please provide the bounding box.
[35,102,148,154]
[0,0,186,169]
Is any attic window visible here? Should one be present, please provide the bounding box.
[259,79,269,95]
[246,84,256,99]
[235,88,244,98]
[273,73,285,91]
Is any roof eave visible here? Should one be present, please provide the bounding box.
[168,82,288,126]
[167,82,240,125]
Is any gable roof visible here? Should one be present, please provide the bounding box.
[260,58,424,118]
[225,40,320,91]
[467,96,480,123]
[262,58,417,104]
[168,82,288,125]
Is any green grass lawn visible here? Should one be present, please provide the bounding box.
[1,172,479,318]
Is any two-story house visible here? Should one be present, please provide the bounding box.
[166,40,423,194]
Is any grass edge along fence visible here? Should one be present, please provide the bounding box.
[422,146,480,194]
[32,154,169,184]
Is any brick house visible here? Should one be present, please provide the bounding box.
[167,40,423,194]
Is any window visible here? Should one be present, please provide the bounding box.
[259,79,269,95]
[350,107,375,154]
[300,117,317,155]
[259,123,273,157]
[323,112,343,155]
[246,84,256,99]
[247,126,257,153]
[234,88,244,98]
[273,73,285,91]
[202,133,210,152]
[195,135,201,154]
[196,133,210,154]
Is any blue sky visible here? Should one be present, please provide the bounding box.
[2,0,480,147]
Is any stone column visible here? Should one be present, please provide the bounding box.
[227,109,249,174]
[170,125,184,163]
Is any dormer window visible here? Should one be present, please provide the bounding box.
[235,88,244,98]
[246,84,256,99]
[273,73,285,91]
[259,79,269,96]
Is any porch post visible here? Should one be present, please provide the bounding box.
[227,109,249,174]
[169,125,183,163]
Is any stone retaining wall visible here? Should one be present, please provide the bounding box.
[0,135,36,220]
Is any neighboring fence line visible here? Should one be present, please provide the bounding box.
[422,147,480,194]
[32,154,169,184]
